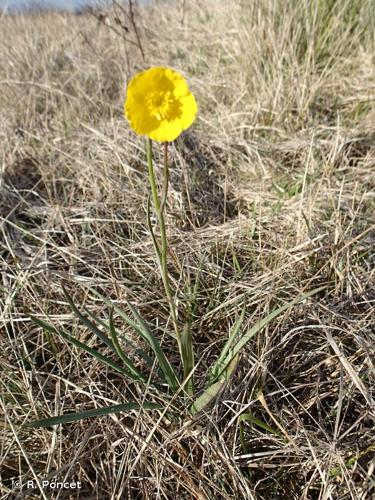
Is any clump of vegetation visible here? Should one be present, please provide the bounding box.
[1,1,374,498]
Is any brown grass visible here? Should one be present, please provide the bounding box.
[1,0,374,498]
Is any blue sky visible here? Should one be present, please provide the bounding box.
[0,0,107,11]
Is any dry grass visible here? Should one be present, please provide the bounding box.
[1,0,375,498]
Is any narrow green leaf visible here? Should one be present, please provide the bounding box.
[125,301,180,392]
[180,322,194,395]
[208,306,246,383]
[190,380,225,415]
[30,315,131,378]
[81,285,180,392]
[83,306,155,369]
[218,286,326,380]
[108,309,147,383]
[62,286,115,351]
[239,413,281,438]
[26,402,163,428]
[190,355,239,415]
[239,413,281,452]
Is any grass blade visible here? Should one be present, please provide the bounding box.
[239,413,281,440]
[26,402,163,428]
[180,322,194,395]
[62,286,115,351]
[108,309,148,383]
[190,380,224,415]
[30,315,133,379]
[190,355,239,415]
[208,305,246,383]
[239,413,281,452]
[82,285,180,392]
[83,306,155,369]
[216,286,325,380]
[125,300,180,392]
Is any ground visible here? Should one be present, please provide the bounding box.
[0,1,374,498]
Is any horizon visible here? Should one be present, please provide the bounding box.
[0,0,117,12]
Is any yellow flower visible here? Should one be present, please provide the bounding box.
[125,67,198,142]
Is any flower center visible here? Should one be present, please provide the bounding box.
[147,90,175,121]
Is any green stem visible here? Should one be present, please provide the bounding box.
[160,142,169,214]
[146,139,187,386]
[146,139,161,212]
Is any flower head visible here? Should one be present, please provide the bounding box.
[125,67,198,142]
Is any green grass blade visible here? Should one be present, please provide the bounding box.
[81,285,180,392]
[83,306,155,369]
[26,402,163,428]
[125,300,180,392]
[180,322,194,395]
[217,286,326,380]
[208,305,246,383]
[190,355,239,415]
[190,380,225,415]
[62,286,115,351]
[30,315,133,379]
[191,287,324,415]
[238,413,281,443]
[108,309,148,383]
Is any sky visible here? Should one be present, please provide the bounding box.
[0,0,110,11]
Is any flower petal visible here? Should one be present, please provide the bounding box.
[124,67,197,142]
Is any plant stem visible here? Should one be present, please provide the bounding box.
[146,139,161,212]
[146,139,184,380]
